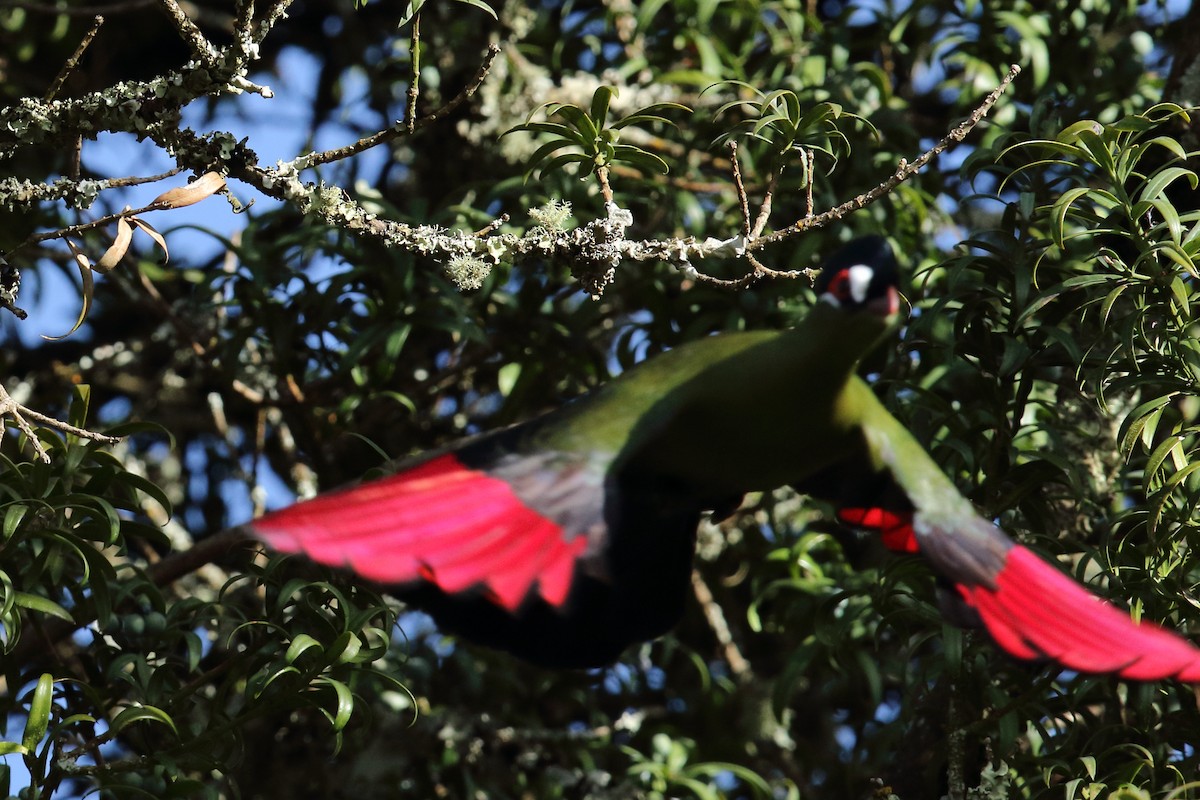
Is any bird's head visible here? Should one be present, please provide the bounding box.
[814,235,901,318]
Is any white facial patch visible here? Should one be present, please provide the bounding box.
[847,264,873,304]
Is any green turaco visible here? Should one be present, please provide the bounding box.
[251,237,1200,678]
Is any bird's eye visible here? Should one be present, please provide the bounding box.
[825,269,850,302]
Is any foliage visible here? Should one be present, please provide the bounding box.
[508,85,689,181]
[2,1,1200,798]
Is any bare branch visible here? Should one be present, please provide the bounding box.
[754,63,1022,248]
[44,15,105,103]
[10,179,220,256]
[406,12,421,133]
[0,383,121,464]
[0,383,48,463]
[685,64,1021,288]
[691,569,751,679]
[297,43,502,170]
[157,0,219,65]
[729,141,752,238]
[473,214,510,236]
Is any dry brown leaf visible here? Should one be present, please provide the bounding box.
[151,171,226,209]
[94,215,133,273]
[130,216,169,263]
[45,239,95,340]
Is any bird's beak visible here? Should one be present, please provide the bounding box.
[867,285,900,318]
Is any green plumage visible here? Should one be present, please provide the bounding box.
[537,302,895,500]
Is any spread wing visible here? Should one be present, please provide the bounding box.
[250,433,701,668]
[252,449,604,611]
[834,377,1200,680]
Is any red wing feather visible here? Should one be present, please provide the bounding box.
[837,507,919,553]
[252,454,590,611]
[961,545,1200,680]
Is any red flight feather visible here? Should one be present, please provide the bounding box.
[252,454,588,610]
[837,507,919,553]
[961,546,1200,680]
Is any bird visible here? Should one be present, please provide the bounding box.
[249,236,1200,678]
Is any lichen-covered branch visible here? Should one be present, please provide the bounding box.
[2,0,1020,319]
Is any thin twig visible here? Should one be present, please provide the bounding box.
[729,141,752,238]
[0,382,121,463]
[44,16,105,103]
[297,43,502,169]
[406,12,421,133]
[0,383,122,464]
[252,0,294,45]
[595,166,614,205]
[751,165,780,239]
[691,569,751,679]
[0,383,50,462]
[799,147,814,220]
[687,64,1021,289]
[473,214,509,236]
[689,252,818,290]
[9,405,121,444]
[13,197,181,254]
[755,63,1022,247]
[157,0,219,64]
[0,300,28,320]
[744,253,814,283]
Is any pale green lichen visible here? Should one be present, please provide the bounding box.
[528,199,573,230]
[445,254,491,291]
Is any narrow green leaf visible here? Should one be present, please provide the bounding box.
[398,0,426,27]
[1148,199,1184,245]
[451,0,496,18]
[551,104,599,144]
[612,145,670,174]
[524,138,576,170]
[1050,187,1097,247]
[1170,275,1192,319]
[1139,166,1198,205]
[508,121,585,144]
[317,677,356,731]
[13,592,73,622]
[285,634,322,664]
[589,86,615,127]
[68,384,91,431]
[539,152,590,176]
[498,363,521,396]
[3,504,28,539]
[1116,394,1171,457]
[1146,435,1185,482]
[109,704,178,736]
[22,674,55,751]
[1056,120,1104,143]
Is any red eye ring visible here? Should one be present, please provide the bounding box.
[826,269,850,300]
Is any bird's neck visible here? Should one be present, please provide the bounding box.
[595,305,895,496]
